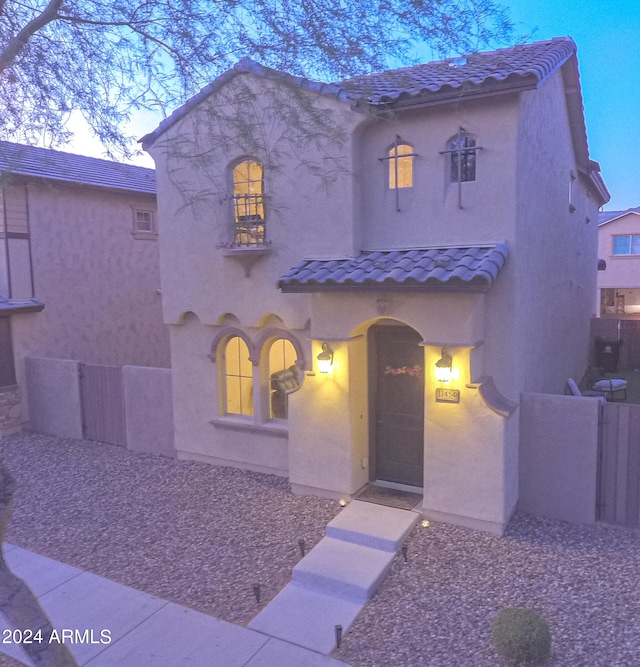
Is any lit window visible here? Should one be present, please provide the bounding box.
[388,143,414,189]
[613,235,640,256]
[268,338,299,419]
[448,134,476,183]
[224,336,253,415]
[233,160,264,246]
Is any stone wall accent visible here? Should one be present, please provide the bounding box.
[0,385,21,437]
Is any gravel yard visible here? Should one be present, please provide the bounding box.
[3,433,640,666]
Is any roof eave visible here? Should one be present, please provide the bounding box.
[356,74,539,112]
[0,170,156,197]
[278,280,493,294]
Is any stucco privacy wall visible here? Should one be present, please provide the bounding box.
[123,366,175,458]
[506,69,598,398]
[519,392,599,524]
[25,357,83,439]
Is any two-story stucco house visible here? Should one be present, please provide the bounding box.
[0,141,171,433]
[597,207,640,316]
[142,37,609,534]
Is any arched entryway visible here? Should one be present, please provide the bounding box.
[368,322,424,487]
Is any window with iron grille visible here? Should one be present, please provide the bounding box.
[232,160,265,246]
[448,134,476,183]
[388,143,414,189]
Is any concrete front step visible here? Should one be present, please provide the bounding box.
[249,499,421,655]
[326,500,419,552]
[249,583,362,654]
[292,537,395,603]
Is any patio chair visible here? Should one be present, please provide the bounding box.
[585,367,627,402]
[566,378,607,402]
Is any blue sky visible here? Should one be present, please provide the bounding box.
[506,0,640,211]
[68,1,638,211]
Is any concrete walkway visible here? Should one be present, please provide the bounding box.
[0,544,348,667]
[249,501,419,654]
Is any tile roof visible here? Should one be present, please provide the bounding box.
[338,37,577,105]
[0,141,155,194]
[278,244,509,293]
[141,38,577,149]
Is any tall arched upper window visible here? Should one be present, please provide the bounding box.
[388,143,414,189]
[224,336,253,415]
[268,338,299,419]
[448,134,476,183]
[233,160,265,246]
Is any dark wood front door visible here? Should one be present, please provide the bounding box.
[370,325,424,487]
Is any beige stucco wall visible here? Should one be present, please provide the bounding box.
[9,181,170,423]
[148,73,361,329]
[500,67,600,398]
[354,94,519,250]
[597,214,640,290]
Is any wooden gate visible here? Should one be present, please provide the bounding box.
[597,402,640,527]
[79,363,127,446]
[620,320,640,370]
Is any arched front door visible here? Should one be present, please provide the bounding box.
[369,323,424,487]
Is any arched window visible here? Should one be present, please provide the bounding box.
[224,336,253,415]
[268,338,299,419]
[388,143,414,189]
[232,159,265,246]
[448,134,476,183]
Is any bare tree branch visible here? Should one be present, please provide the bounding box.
[0,0,63,74]
[0,0,514,155]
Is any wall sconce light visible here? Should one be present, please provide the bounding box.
[317,342,334,374]
[435,348,453,382]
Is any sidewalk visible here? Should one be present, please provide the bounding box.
[0,544,349,667]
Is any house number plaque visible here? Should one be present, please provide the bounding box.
[435,388,460,403]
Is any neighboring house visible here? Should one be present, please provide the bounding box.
[597,207,640,316]
[0,141,170,433]
[142,37,609,535]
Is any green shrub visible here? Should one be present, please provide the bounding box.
[491,607,551,665]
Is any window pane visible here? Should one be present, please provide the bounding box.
[225,337,240,375]
[388,144,413,189]
[233,160,265,246]
[269,338,299,419]
[631,236,640,255]
[614,236,631,255]
[226,376,241,414]
[135,210,153,232]
[225,336,253,416]
[240,377,253,415]
[449,135,476,183]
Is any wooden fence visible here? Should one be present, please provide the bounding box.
[598,401,640,528]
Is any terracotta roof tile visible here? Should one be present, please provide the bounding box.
[338,38,576,105]
[278,244,509,293]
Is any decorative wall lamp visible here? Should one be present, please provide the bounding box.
[317,342,334,374]
[434,348,453,383]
